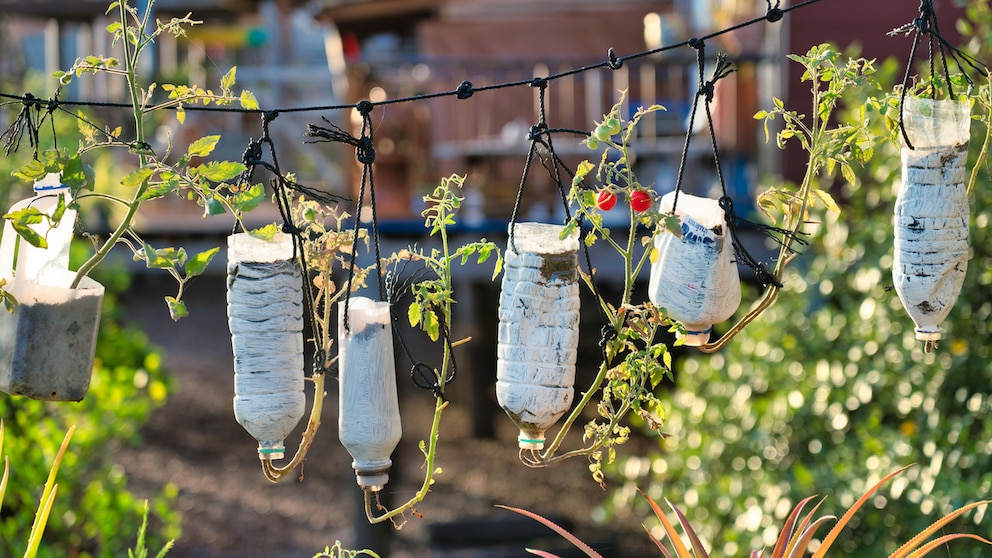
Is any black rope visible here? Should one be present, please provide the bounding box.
[891,0,990,150]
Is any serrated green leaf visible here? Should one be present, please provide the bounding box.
[230,183,264,215]
[663,215,683,238]
[248,223,280,242]
[9,220,47,249]
[240,90,259,110]
[840,163,857,187]
[186,247,219,279]
[196,161,246,182]
[176,106,185,125]
[165,296,188,321]
[812,188,841,213]
[142,242,187,269]
[425,310,440,342]
[186,135,220,158]
[121,166,156,188]
[202,196,226,217]
[140,180,180,202]
[408,302,421,328]
[220,66,237,91]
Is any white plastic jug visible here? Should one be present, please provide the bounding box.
[496,222,580,450]
[648,192,741,346]
[0,173,103,401]
[0,173,76,288]
[338,296,402,492]
[893,96,971,345]
[227,232,305,460]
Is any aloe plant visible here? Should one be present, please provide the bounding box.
[502,465,991,557]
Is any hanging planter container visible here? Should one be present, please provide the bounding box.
[227,232,305,460]
[338,296,402,492]
[0,174,103,401]
[496,222,580,450]
[893,96,971,346]
[648,191,741,346]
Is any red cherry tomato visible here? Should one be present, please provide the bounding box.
[629,190,652,213]
[595,190,618,211]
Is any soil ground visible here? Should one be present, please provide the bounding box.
[116,273,658,557]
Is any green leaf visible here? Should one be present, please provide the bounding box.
[139,180,180,202]
[142,242,187,269]
[165,297,188,321]
[121,167,156,188]
[240,90,259,110]
[663,215,683,238]
[248,223,280,242]
[185,247,218,279]
[186,135,220,158]
[572,160,595,187]
[425,310,440,342]
[195,161,246,182]
[4,208,48,248]
[220,66,237,91]
[812,189,841,213]
[202,196,226,217]
[230,183,265,215]
[408,302,422,328]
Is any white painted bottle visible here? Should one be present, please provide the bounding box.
[893,96,971,346]
[338,296,402,492]
[0,173,77,288]
[648,191,741,346]
[496,222,580,450]
[227,232,305,460]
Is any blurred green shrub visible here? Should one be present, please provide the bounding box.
[605,10,992,558]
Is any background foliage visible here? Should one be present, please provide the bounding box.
[605,5,992,557]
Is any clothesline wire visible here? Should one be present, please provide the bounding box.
[0,0,824,118]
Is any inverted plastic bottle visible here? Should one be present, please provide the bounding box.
[227,232,305,460]
[338,296,402,491]
[893,96,971,346]
[496,222,580,450]
[648,192,741,346]
[0,173,77,289]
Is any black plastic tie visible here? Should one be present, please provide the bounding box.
[530,76,548,89]
[766,8,784,22]
[607,48,624,70]
[455,80,474,99]
[356,99,374,115]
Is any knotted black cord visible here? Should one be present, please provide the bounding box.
[674,42,790,289]
[891,0,990,150]
[240,111,327,376]
[1,92,59,159]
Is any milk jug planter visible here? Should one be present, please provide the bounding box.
[227,231,306,460]
[0,174,104,401]
[893,95,971,349]
[649,191,741,346]
[496,222,581,450]
[338,296,402,492]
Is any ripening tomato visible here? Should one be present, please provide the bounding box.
[595,190,618,211]
[629,190,652,213]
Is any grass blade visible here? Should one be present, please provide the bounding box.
[644,524,674,558]
[812,464,912,558]
[771,494,817,558]
[786,515,836,558]
[497,505,604,558]
[25,424,75,556]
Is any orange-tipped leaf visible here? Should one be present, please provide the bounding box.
[644,524,675,558]
[903,533,992,558]
[639,490,693,557]
[668,499,709,558]
[497,505,604,558]
[771,495,818,558]
[889,500,992,558]
[812,464,913,558]
[786,515,836,558]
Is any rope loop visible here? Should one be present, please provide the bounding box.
[356,136,376,165]
[607,48,624,70]
[455,80,474,99]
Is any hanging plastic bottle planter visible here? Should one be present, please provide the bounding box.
[227,232,305,460]
[893,95,971,350]
[649,191,741,346]
[338,296,402,492]
[496,222,580,450]
[0,173,104,401]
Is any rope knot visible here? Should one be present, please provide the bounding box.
[242,139,264,165]
[530,76,548,89]
[356,99,374,115]
[262,110,279,124]
[607,48,623,70]
[599,324,618,348]
[455,80,474,99]
[356,136,376,165]
[765,8,783,22]
[281,222,303,235]
[528,123,548,141]
[688,37,705,51]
